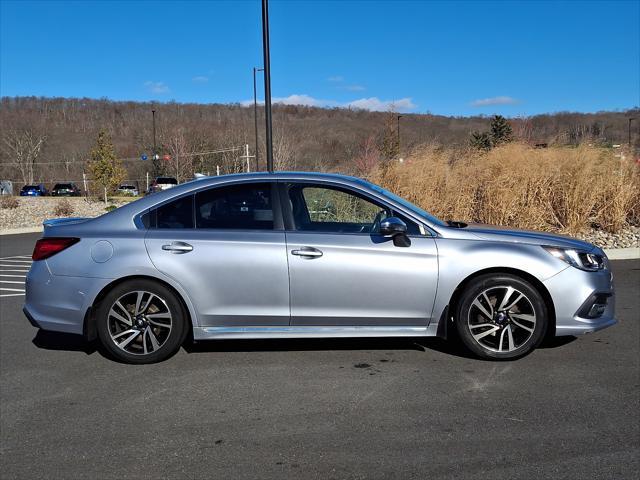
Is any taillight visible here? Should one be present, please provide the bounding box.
[32,237,80,261]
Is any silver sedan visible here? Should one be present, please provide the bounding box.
[24,172,616,363]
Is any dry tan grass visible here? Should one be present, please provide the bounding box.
[369,143,640,234]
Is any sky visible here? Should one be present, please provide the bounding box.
[1,0,638,116]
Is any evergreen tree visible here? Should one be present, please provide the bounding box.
[470,131,492,151]
[490,115,513,145]
[87,129,126,203]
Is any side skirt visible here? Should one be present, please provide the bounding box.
[193,325,433,341]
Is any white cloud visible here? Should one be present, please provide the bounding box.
[272,94,335,107]
[242,94,416,112]
[347,97,416,112]
[340,84,366,92]
[192,75,209,83]
[327,76,344,82]
[471,96,519,107]
[144,81,169,94]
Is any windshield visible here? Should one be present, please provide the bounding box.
[22,185,38,190]
[55,184,73,189]
[157,177,178,184]
[363,181,447,227]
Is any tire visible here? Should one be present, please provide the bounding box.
[96,279,188,364]
[454,274,547,360]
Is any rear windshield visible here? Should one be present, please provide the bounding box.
[156,177,178,184]
[22,185,39,190]
[120,185,135,189]
[54,184,73,189]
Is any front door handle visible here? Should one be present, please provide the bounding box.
[162,241,193,254]
[291,247,323,258]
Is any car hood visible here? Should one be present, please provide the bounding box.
[449,223,596,251]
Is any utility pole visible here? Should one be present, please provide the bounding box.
[397,115,403,156]
[261,0,274,172]
[239,143,254,172]
[152,109,158,176]
[629,117,637,147]
[253,67,264,172]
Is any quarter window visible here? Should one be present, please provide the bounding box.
[195,183,274,230]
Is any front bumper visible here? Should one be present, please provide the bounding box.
[543,266,616,336]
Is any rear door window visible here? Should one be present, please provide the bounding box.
[155,195,194,229]
[195,183,273,230]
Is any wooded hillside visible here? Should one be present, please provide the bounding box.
[1,96,638,188]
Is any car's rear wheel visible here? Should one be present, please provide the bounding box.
[455,274,547,360]
[96,279,187,364]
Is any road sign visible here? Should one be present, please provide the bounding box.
[141,154,148,161]
[163,154,171,161]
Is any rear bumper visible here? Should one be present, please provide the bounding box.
[543,266,616,336]
[24,260,109,335]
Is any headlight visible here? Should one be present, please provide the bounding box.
[543,246,606,272]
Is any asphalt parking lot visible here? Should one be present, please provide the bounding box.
[0,233,638,479]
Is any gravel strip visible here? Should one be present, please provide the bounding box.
[1,197,638,250]
[0,197,126,230]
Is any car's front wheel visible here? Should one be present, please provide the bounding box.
[96,279,188,364]
[455,274,548,360]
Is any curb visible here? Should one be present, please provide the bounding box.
[604,247,640,260]
[0,228,637,259]
[0,227,43,235]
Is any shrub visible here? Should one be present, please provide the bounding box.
[369,143,640,234]
[0,196,19,209]
[53,199,74,217]
[105,204,118,212]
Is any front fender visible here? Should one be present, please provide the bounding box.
[430,238,567,332]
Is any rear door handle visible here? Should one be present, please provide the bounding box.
[291,247,323,258]
[162,241,193,254]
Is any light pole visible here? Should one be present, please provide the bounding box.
[397,115,403,156]
[261,0,274,172]
[253,67,264,171]
[629,117,637,147]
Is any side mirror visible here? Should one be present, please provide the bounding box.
[379,217,407,236]
[379,217,411,247]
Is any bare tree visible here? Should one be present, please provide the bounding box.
[353,135,380,175]
[2,129,46,184]
[165,127,193,182]
[273,130,296,171]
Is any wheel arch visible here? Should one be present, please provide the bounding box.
[442,267,556,339]
[83,275,195,342]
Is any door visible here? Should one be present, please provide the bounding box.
[282,182,438,326]
[145,182,290,326]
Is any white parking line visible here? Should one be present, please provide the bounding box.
[0,256,31,298]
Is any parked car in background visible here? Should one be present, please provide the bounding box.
[51,183,81,197]
[0,180,13,196]
[147,176,178,195]
[20,184,47,196]
[24,172,616,364]
[117,183,139,196]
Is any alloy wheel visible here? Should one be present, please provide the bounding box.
[107,290,173,355]
[467,285,537,353]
